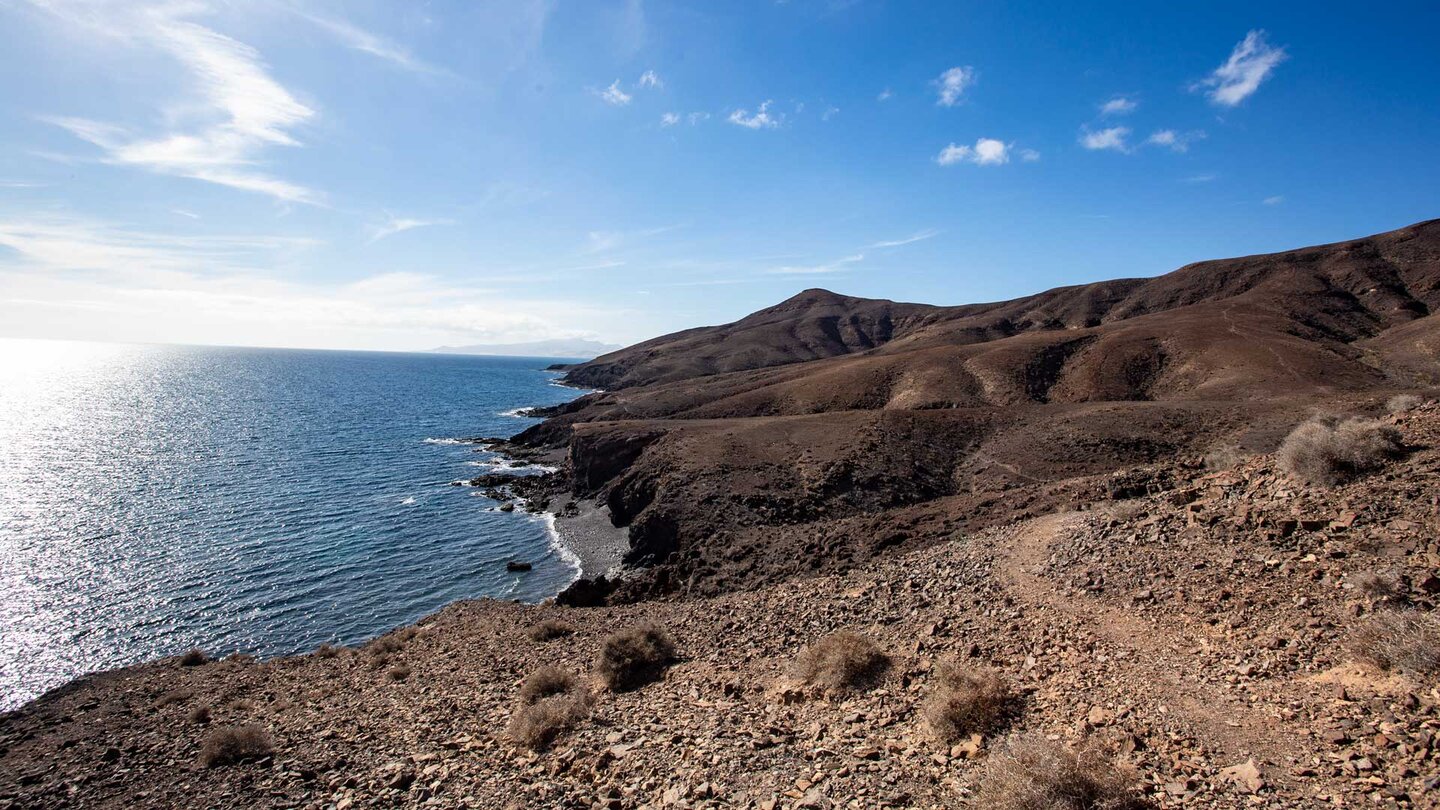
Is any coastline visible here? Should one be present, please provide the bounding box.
[551,499,629,579]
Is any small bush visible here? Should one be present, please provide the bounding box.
[1387,394,1424,414]
[597,624,676,691]
[507,695,590,751]
[154,689,194,708]
[1348,570,1400,602]
[795,631,890,692]
[198,725,273,767]
[519,666,579,705]
[1348,609,1440,677]
[386,664,411,682]
[179,649,208,667]
[188,705,212,724]
[923,662,1013,742]
[976,736,1145,810]
[1277,416,1403,486]
[315,643,339,659]
[367,636,404,656]
[527,619,576,642]
[1203,444,1245,470]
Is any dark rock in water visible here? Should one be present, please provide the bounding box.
[556,575,613,607]
[505,561,532,572]
[498,502,515,512]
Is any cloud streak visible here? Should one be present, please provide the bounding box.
[368,215,455,244]
[934,66,976,107]
[728,101,780,130]
[1195,30,1287,106]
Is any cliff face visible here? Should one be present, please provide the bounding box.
[528,220,1440,602]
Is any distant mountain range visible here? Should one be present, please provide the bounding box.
[430,338,622,359]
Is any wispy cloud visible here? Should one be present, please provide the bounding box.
[171,208,201,219]
[660,112,681,127]
[1099,96,1137,115]
[936,138,1014,166]
[1079,126,1131,152]
[1145,129,1205,152]
[291,9,447,75]
[728,101,780,130]
[1194,30,1287,106]
[822,106,840,122]
[637,69,662,88]
[599,79,633,105]
[869,229,939,249]
[934,66,976,107]
[877,88,893,102]
[32,3,321,204]
[583,224,679,254]
[1182,173,1218,183]
[1263,195,1285,205]
[368,215,454,244]
[764,253,864,275]
[0,181,46,188]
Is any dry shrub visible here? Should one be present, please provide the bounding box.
[1277,416,1403,486]
[179,649,208,667]
[198,725,273,767]
[1347,609,1440,677]
[386,664,411,682]
[188,705,212,724]
[1348,570,1400,602]
[154,688,194,708]
[923,662,1012,742]
[1387,394,1424,414]
[507,694,590,751]
[597,624,676,691]
[367,636,404,656]
[1203,444,1245,470]
[795,631,890,692]
[519,666,578,705]
[976,736,1145,810]
[527,619,576,642]
[315,643,339,659]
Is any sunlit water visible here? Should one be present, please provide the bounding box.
[0,340,586,711]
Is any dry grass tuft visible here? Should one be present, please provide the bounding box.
[795,630,890,692]
[597,624,676,691]
[315,643,339,659]
[976,736,1145,810]
[154,689,194,708]
[188,705,212,724]
[1387,393,1424,414]
[198,725,273,767]
[1347,609,1440,677]
[519,666,579,705]
[386,664,411,682]
[367,636,404,656]
[923,662,1013,742]
[527,619,576,642]
[179,649,208,667]
[1348,570,1400,603]
[1277,416,1403,486]
[507,695,590,751]
[1203,444,1246,470]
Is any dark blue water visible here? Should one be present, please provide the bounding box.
[0,340,587,710]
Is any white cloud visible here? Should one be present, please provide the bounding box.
[599,79,632,105]
[660,112,681,127]
[171,208,201,219]
[1263,195,1285,205]
[1018,148,1041,162]
[31,3,321,204]
[368,215,454,244]
[728,100,780,130]
[877,88,893,101]
[292,10,446,75]
[765,253,864,275]
[1182,173,1218,183]
[688,111,710,125]
[1145,129,1206,152]
[869,229,939,249]
[1099,96,1137,116]
[1079,126,1131,152]
[637,70,662,88]
[1194,30,1287,106]
[934,66,976,107]
[936,137,1012,166]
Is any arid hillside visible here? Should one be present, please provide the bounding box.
[517,220,1440,604]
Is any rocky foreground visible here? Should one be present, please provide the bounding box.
[3,405,1438,808]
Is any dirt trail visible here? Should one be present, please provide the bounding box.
[996,511,1302,778]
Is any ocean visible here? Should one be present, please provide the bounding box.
[0,339,588,711]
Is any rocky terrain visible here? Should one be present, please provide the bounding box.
[3,221,1440,808]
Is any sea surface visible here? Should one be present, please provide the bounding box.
[0,339,588,711]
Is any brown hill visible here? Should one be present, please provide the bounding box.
[516,220,1440,603]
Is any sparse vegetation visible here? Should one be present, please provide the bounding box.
[367,636,404,655]
[597,624,676,691]
[1348,570,1400,603]
[178,649,208,667]
[922,662,1013,742]
[527,619,576,641]
[1277,415,1403,485]
[519,666,579,705]
[976,736,1145,810]
[1203,443,1246,470]
[188,705,211,725]
[386,664,411,682]
[198,725,273,767]
[507,666,590,751]
[1347,609,1440,677]
[153,688,194,708]
[315,643,339,658]
[1387,393,1424,414]
[795,630,890,692]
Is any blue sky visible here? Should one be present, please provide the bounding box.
[1,1,1437,351]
